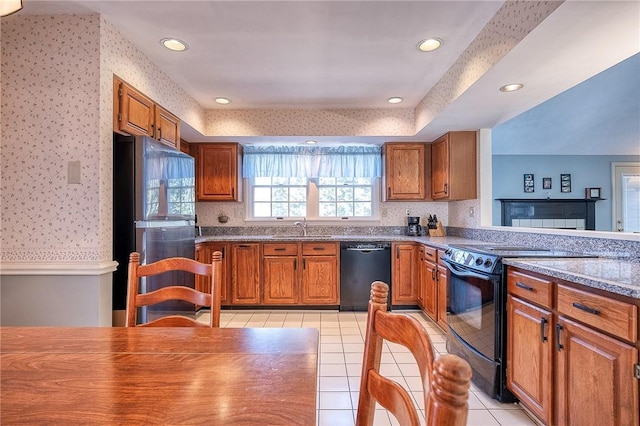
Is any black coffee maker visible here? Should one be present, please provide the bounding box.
[406,216,422,236]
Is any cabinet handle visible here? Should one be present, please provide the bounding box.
[312,247,325,251]
[302,259,306,269]
[426,251,434,258]
[555,323,563,351]
[294,259,297,270]
[431,268,436,280]
[274,248,286,251]
[238,244,250,248]
[387,187,391,198]
[396,247,400,258]
[515,282,534,291]
[444,183,448,194]
[158,127,162,141]
[572,302,600,315]
[150,123,154,138]
[232,188,235,199]
[540,317,548,343]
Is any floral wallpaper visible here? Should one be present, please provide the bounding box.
[206,108,414,137]
[1,15,103,262]
[414,0,563,132]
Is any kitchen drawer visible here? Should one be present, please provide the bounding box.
[437,249,447,267]
[557,284,637,343]
[421,245,437,262]
[263,243,298,256]
[507,269,553,309]
[302,242,338,256]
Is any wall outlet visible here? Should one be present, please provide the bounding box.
[405,209,410,216]
[381,208,387,217]
[68,161,81,184]
[469,207,475,217]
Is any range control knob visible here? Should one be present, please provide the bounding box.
[475,257,484,266]
[484,259,493,268]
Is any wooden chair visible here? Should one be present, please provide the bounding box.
[126,251,223,327]
[356,281,472,426]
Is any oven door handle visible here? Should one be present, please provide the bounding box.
[441,258,493,280]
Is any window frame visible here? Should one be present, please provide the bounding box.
[244,177,382,224]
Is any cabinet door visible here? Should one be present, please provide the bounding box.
[391,243,417,305]
[506,295,553,425]
[195,242,229,305]
[556,317,639,426]
[154,105,180,148]
[422,258,438,321]
[196,144,239,201]
[384,143,426,200]
[436,265,448,329]
[263,256,299,304]
[231,243,261,305]
[300,255,338,304]
[431,134,449,199]
[117,82,155,137]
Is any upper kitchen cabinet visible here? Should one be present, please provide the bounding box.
[383,142,430,201]
[430,131,477,200]
[113,76,181,149]
[194,143,243,202]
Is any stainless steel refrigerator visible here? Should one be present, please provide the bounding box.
[113,134,196,322]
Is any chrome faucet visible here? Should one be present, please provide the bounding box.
[293,218,307,236]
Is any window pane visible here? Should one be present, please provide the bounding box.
[272,203,289,217]
[354,187,371,201]
[290,203,306,217]
[272,187,289,201]
[254,203,271,217]
[255,177,272,185]
[336,202,353,216]
[319,202,336,217]
[319,187,336,201]
[355,202,372,216]
[254,187,271,201]
[337,187,353,200]
[290,187,306,201]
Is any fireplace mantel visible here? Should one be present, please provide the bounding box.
[498,198,600,230]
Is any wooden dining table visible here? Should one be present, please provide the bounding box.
[1,326,319,425]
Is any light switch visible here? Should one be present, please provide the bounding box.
[68,161,81,184]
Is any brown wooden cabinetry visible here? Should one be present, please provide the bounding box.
[300,242,339,305]
[263,243,299,305]
[195,242,229,305]
[419,244,438,321]
[506,267,639,426]
[430,131,476,200]
[113,77,180,149]
[391,243,418,305]
[383,143,429,201]
[230,243,261,305]
[436,263,448,330]
[194,143,242,201]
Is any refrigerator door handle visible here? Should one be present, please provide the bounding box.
[135,220,195,228]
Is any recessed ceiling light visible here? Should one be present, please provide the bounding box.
[499,83,524,92]
[387,97,403,104]
[215,97,231,105]
[160,38,188,52]
[305,140,317,145]
[417,38,443,52]
[0,0,22,17]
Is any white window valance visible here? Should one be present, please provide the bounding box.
[242,145,381,178]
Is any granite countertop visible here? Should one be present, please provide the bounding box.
[195,234,474,250]
[503,257,640,299]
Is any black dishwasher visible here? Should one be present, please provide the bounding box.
[340,242,391,311]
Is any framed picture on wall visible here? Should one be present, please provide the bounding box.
[524,173,534,193]
[542,177,552,189]
[560,174,571,193]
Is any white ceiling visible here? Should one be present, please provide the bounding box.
[20,0,640,143]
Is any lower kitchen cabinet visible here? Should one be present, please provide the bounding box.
[506,267,639,426]
[436,264,448,330]
[391,243,418,305]
[300,242,339,305]
[195,242,229,305]
[507,295,553,425]
[419,245,438,321]
[231,243,261,305]
[263,243,299,304]
[556,317,638,426]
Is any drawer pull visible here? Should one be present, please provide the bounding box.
[515,282,534,291]
[312,247,325,251]
[556,323,564,351]
[572,302,600,315]
[274,248,286,251]
[540,317,548,343]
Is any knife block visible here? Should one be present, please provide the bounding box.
[428,222,446,237]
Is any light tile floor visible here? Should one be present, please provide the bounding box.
[198,309,541,426]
